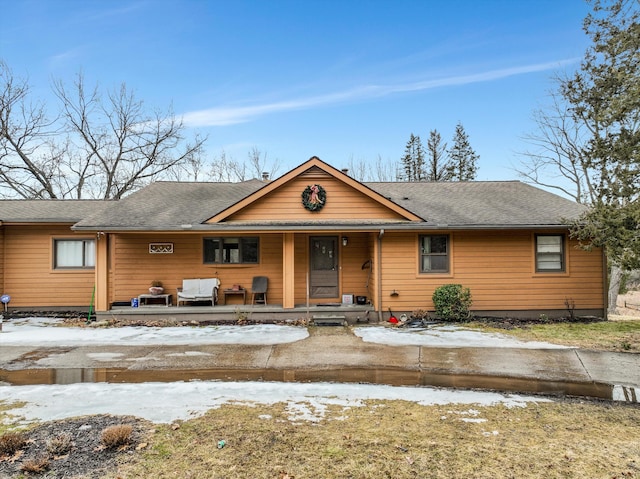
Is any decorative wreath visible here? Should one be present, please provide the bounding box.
[301,184,326,211]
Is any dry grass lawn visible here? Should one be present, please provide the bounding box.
[113,400,640,479]
[472,319,640,352]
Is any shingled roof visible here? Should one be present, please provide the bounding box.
[368,181,587,227]
[73,180,265,230]
[0,200,109,223]
[70,178,587,231]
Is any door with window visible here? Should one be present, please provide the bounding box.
[309,236,339,298]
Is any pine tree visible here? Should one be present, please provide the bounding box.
[400,133,426,181]
[425,129,452,181]
[564,0,640,301]
[517,0,640,312]
[447,122,479,181]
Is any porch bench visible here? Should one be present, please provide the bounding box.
[177,278,220,307]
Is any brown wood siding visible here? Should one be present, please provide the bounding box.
[340,233,372,301]
[109,233,284,305]
[3,225,95,307]
[381,230,604,313]
[224,176,406,222]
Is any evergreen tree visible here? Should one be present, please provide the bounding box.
[447,122,479,181]
[517,0,640,312]
[425,129,452,181]
[400,133,426,181]
[564,0,640,307]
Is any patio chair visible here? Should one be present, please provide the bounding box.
[251,276,268,305]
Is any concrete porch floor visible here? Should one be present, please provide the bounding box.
[100,303,377,323]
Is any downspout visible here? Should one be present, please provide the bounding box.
[603,246,609,320]
[377,229,384,322]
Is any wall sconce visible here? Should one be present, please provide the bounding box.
[342,236,348,247]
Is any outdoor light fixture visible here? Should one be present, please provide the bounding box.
[342,236,348,247]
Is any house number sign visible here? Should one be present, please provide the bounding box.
[302,184,326,212]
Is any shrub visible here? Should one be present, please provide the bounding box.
[432,284,472,321]
[46,432,73,455]
[101,424,133,449]
[20,456,50,473]
[0,431,27,456]
[411,309,429,320]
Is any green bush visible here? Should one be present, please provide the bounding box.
[432,284,472,321]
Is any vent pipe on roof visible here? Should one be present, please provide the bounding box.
[262,172,269,181]
[341,168,349,175]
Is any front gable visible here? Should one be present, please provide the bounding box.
[206,157,423,224]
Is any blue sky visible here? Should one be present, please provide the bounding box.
[0,0,591,181]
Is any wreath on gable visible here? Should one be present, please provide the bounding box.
[302,184,326,211]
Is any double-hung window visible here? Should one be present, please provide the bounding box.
[203,237,259,264]
[535,234,565,272]
[54,239,95,269]
[419,234,449,273]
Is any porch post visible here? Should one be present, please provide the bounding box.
[95,232,109,312]
[283,232,295,309]
[376,229,384,322]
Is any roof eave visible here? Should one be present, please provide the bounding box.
[71,222,573,233]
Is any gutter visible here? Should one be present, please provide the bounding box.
[71,223,576,233]
[377,228,384,322]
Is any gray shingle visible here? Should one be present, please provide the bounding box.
[366,181,587,226]
[70,179,586,230]
[0,200,109,223]
[73,180,265,228]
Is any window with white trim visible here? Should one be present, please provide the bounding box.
[54,239,95,269]
[535,234,565,272]
[419,234,449,273]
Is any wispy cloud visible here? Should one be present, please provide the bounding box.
[182,59,577,127]
[82,1,147,22]
[48,47,86,68]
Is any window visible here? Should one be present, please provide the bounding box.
[419,235,449,273]
[535,234,565,272]
[54,239,95,269]
[203,237,259,264]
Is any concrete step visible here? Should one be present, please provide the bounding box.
[312,315,347,326]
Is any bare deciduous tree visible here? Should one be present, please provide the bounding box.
[0,60,61,198]
[517,0,640,313]
[346,155,396,182]
[517,92,595,204]
[52,74,206,199]
[247,146,280,180]
[0,62,206,199]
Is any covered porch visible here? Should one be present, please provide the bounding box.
[95,229,383,321]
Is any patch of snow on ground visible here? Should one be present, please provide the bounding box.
[0,381,550,425]
[353,325,571,349]
[0,318,309,346]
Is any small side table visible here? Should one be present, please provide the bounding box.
[138,293,172,307]
[223,288,246,305]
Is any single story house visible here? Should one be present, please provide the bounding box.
[0,157,605,321]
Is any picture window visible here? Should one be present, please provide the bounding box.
[203,237,259,264]
[54,239,95,269]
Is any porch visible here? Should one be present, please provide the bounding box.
[100,303,377,324]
